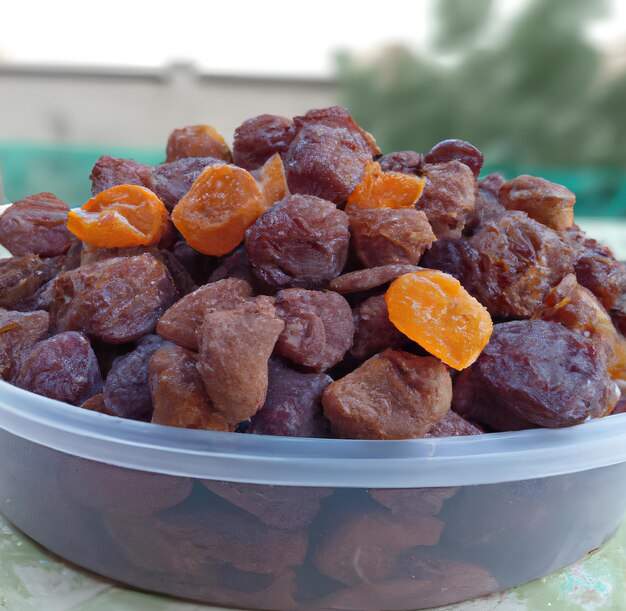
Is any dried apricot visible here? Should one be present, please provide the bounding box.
[258,153,289,209]
[345,162,426,212]
[67,185,169,248]
[172,164,264,256]
[165,125,231,163]
[385,270,493,370]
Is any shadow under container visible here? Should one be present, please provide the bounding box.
[1,381,626,610]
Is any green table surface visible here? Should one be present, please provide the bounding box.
[0,513,624,611]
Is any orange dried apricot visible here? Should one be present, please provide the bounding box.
[258,153,289,210]
[172,164,265,256]
[385,270,493,370]
[166,124,232,162]
[67,185,169,248]
[345,162,426,212]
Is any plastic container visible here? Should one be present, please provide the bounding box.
[1,381,626,610]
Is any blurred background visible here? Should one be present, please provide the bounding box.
[0,0,625,223]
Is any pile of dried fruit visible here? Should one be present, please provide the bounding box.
[1,106,624,438]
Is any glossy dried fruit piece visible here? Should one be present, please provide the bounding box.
[198,297,284,425]
[285,124,372,204]
[330,264,420,295]
[369,487,456,516]
[172,164,264,256]
[378,151,422,175]
[349,208,435,268]
[274,288,354,372]
[232,114,294,170]
[386,270,493,370]
[79,393,115,416]
[418,161,477,238]
[202,480,331,529]
[425,410,483,437]
[258,153,289,209]
[90,156,152,196]
[150,344,230,430]
[247,359,331,437]
[312,510,443,586]
[51,254,177,344]
[346,162,426,212]
[0,193,73,257]
[424,139,484,178]
[453,320,619,429]
[246,194,350,289]
[103,334,167,421]
[172,240,217,285]
[166,125,231,162]
[79,243,161,266]
[500,175,575,231]
[0,309,49,381]
[0,254,62,309]
[467,184,508,232]
[157,278,253,350]
[15,331,102,405]
[68,185,169,248]
[536,274,626,380]
[323,349,452,439]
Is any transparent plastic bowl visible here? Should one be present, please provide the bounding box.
[1,380,626,610]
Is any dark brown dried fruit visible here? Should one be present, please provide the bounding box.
[0,309,49,381]
[150,344,230,430]
[285,124,372,204]
[350,294,406,360]
[478,172,506,195]
[80,244,161,267]
[349,208,435,268]
[419,238,480,285]
[172,241,217,285]
[15,331,102,405]
[247,359,331,437]
[424,139,484,178]
[330,264,419,295]
[0,254,62,309]
[425,410,483,437]
[274,288,354,371]
[378,151,422,175]
[62,239,82,271]
[612,293,626,337]
[103,335,167,421]
[500,175,575,231]
[51,254,177,344]
[207,247,259,288]
[202,480,331,529]
[322,349,453,439]
[147,157,222,211]
[0,193,73,257]
[165,125,231,163]
[160,250,197,296]
[467,184,508,232]
[453,320,619,429]
[246,194,350,289]
[90,155,152,196]
[157,278,253,350]
[418,161,477,238]
[198,297,284,424]
[369,487,456,516]
[232,114,294,170]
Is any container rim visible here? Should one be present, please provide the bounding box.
[1,381,625,487]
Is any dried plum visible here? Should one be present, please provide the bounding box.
[232,114,294,170]
[378,151,422,175]
[90,155,152,195]
[0,254,62,309]
[0,309,49,381]
[330,264,419,294]
[424,139,484,178]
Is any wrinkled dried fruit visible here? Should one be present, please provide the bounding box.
[426,410,483,437]
[500,175,575,231]
[369,487,456,516]
[202,480,331,529]
[103,335,167,421]
[68,185,169,248]
[160,250,197,296]
[346,162,426,212]
[232,114,294,170]
[330,264,420,295]
[166,125,231,162]
[198,297,284,424]
[349,208,435,268]
[258,153,289,209]
[172,164,265,256]
[478,172,506,195]
[247,359,331,437]
[16,331,102,405]
[0,309,49,381]
[246,194,350,289]
[419,237,480,285]
[171,240,217,285]
[274,288,354,371]
[424,139,484,178]
[285,124,372,204]
[378,151,422,175]
[207,246,260,288]
[386,270,493,370]
[418,161,477,238]
[51,254,177,344]
[150,344,230,430]
[0,254,62,309]
[322,349,452,439]
[453,320,619,429]
[79,243,161,266]
[467,184,508,232]
[612,293,626,337]
[157,278,253,349]
[0,193,73,257]
[90,156,152,196]
[536,274,626,380]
